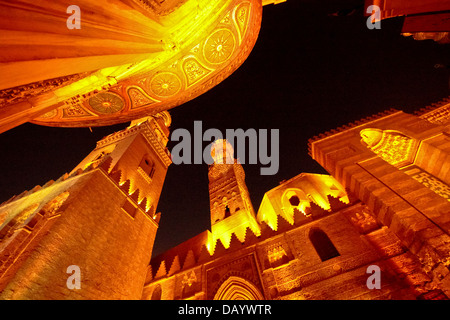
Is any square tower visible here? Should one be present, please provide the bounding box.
[208,139,260,249]
[0,112,172,300]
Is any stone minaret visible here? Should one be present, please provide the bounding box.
[207,139,260,249]
[0,112,172,299]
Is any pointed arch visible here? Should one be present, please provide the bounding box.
[213,276,264,300]
[309,227,340,262]
[138,154,156,181]
[360,128,418,167]
[150,284,162,300]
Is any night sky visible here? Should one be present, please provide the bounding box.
[0,1,449,258]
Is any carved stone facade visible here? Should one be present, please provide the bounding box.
[144,98,450,300]
[1,98,450,299]
[0,112,172,299]
[144,173,447,300]
[0,73,91,109]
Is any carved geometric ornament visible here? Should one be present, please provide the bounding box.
[32,0,262,128]
[204,29,236,64]
[281,188,311,218]
[404,167,450,202]
[360,128,419,168]
[88,92,125,114]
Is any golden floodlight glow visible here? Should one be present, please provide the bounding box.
[25,0,263,130]
[53,0,235,101]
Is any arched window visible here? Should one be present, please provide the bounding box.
[150,284,162,300]
[139,155,156,179]
[224,205,231,218]
[281,189,311,218]
[309,228,340,262]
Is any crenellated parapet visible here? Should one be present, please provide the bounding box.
[147,173,355,282]
[415,96,450,126]
[307,108,400,156]
[0,150,161,236]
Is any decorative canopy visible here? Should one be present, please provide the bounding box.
[26,0,263,128]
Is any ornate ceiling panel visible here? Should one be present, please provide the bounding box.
[31,0,262,128]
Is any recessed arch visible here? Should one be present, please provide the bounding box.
[281,188,311,218]
[309,227,340,262]
[213,276,264,300]
[139,154,156,179]
[150,284,162,300]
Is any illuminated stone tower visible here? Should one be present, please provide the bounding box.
[208,139,260,249]
[0,112,172,300]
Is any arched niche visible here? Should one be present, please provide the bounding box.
[150,284,162,300]
[360,128,418,168]
[213,276,264,300]
[309,227,340,262]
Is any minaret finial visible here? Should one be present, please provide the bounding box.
[210,139,234,165]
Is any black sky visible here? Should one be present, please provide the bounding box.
[0,1,449,258]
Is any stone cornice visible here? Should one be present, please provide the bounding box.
[96,121,172,168]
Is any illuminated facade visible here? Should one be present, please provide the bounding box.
[0,0,449,301]
[0,98,449,299]
[144,98,450,300]
[0,112,172,299]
